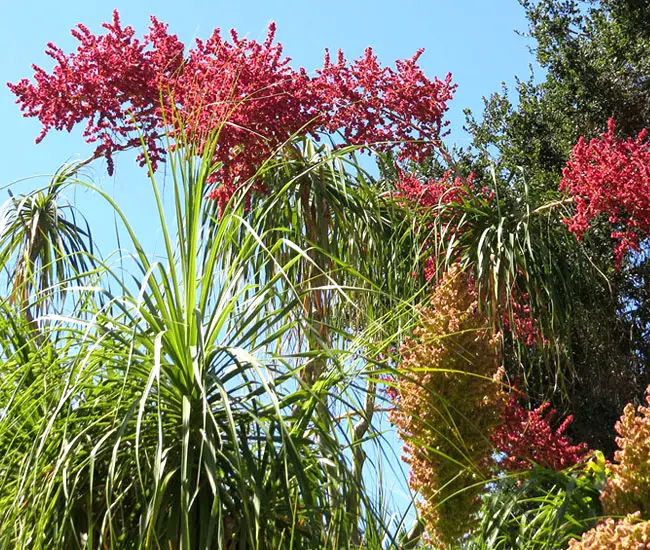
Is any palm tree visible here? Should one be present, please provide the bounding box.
[228,136,428,542]
[0,166,95,332]
[0,126,424,548]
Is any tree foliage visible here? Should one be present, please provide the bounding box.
[458,0,650,455]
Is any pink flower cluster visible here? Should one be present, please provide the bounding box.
[389,265,507,547]
[561,119,650,264]
[9,11,456,209]
[396,170,469,209]
[312,48,454,164]
[490,393,590,472]
[504,291,544,347]
[7,13,184,176]
[600,385,650,518]
[568,513,650,550]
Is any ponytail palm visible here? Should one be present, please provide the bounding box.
[415,172,605,390]
[236,138,424,358]
[0,168,95,325]
[0,130,421,548]
[231,138,428,542]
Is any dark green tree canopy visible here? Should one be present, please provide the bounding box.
[454,0,650,456]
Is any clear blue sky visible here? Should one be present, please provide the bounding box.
[0,0,540,522]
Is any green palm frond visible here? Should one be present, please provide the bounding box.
[468,467,604,550]
[418,171,606,394]
[0,166,95,323]
[0,130,422,549]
